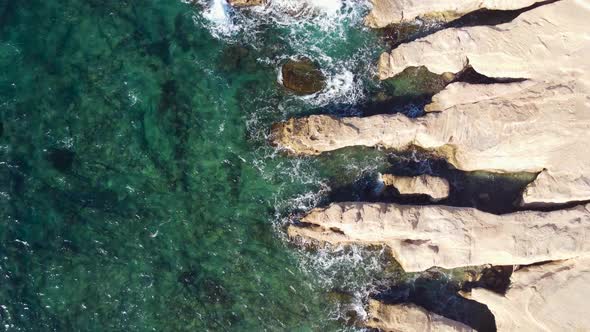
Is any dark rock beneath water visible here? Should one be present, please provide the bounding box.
[281,58,326,95]
[218,44,256,73]
[464,265,513,294]
[363,66,453,116]
[46,148,75,172]
[326,290,361,327]
[381,22,437,49]
[382,66,453,99]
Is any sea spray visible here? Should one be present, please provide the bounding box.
[203,0,238,37]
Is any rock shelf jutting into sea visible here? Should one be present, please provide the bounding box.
[1,0,589,331]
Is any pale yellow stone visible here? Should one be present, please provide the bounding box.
[381,174,450,201]
[467,257,590,331]
[227,0,265,7]
[377,0,590,81]
[365,300,475,332]
[365,0,538,28]
[288,202,590,272]
[273,0,590,206]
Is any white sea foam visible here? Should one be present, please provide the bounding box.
[196,0,398,324]
[198,0,376,111]
[202,0,238,37]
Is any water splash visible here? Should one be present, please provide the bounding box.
[203,0,237,37]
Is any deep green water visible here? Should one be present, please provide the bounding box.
[0,0,538,330]
[0,0,402,330]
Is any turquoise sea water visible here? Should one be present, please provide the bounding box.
[0,1,536,330]
[0,0,401,330]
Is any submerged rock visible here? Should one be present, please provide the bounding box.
[463,265,513,295]
[380,174,450,201]
[227,0,266,7]
[365,300,475,331]
[288,202,590,272]
[46,148,75,172]
[365,0,539,28]
[382,66,454,101]
[281,58,326,95]
[466,257,590,331]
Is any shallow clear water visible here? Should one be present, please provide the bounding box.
[0,0,401,330]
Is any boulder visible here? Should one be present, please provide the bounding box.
[288,202,590,272]
[365,0,539,28]
[380,174,450,201]
[365,300,475,331]
[281,58,326,95]
[467,257,590,331]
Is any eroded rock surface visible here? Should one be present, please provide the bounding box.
[273,0,590,205]
[288,202,590,272]
[377,0,588,81]
[381,174,450,201]
[365,300,475,331]
[467,257,590,331]
[365,0,539,28]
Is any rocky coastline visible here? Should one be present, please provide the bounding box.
[265,0,590,330]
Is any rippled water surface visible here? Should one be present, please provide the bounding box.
[0,0,400,330]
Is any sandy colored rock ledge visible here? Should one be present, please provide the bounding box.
[466,257,590,331]
[227,0,266,7]
[288,202,590,272]
[272,0,590,205]
[271,82,590,205]
[365,0,539,28]
[377,0,587,81]
[365,300,475,331]
[381,174,450,201]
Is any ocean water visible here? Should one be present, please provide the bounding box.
[0,0,400,330]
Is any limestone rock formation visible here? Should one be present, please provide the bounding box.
[380,174,450,201]
[227,0,266,7]
[377,0,589,81]
[466,257,590,331]
[281,58,326,95]
[273,0,590,206]
[365,0,539,28]
[365,300,475,331]
[288,202,590,272]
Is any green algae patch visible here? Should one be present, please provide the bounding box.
[382,66,453,100]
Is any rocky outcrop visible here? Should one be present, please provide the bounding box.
[227,0,266,7]
[288,202,590,272]
[281,58,326,95]
[380,174,450,201]
[466,257,590,331]
[365,300,475,331]
[271,83,590,205]
[273,0,590,206]
[365,0,539,28]
[377,0,588,81]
